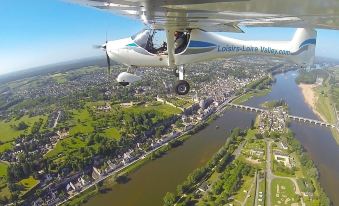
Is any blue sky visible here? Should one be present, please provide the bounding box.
[1,0,339,75]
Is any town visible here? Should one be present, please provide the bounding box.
[0,56,287,205]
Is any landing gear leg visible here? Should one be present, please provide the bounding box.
[174,65,190,95]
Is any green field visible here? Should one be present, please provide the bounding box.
[0,142,13,153]
[0,158,8,198]
[0,162,8,183]
[51,73,67,84]
[46,101,180,160]
[0,185,11,200]
[18,176,40,196]
[102,128,121,140]
[233,175,255,204]
[0,162,8,177]
[315,85,336,124]
[271,178,299,205]
[312,69,339,143]
[244,181,256,206]
[0,115,47,142]
[165,97,193,108]
[232,89,271,105]
[45,136,88,158]
[122,102,181,117]
[69,109,94,136]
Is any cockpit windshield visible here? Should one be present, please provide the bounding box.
[131,29,152,50]
[131,29,190,55]
[131,29,167,54]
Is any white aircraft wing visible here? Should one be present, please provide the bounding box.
[66,0,339,32]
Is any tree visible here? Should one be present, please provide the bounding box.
[250,119,255,129]
[35,189,42,198]
[17,121,28,130]
[163,192,176,206]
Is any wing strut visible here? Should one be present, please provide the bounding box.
[166,29,175,67]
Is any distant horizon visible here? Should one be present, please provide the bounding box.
[1,54,338,79]
[1,1,339,75]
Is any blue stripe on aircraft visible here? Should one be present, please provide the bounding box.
[127,43,138,47]
[188,40,216,48]
[299,39,316,48]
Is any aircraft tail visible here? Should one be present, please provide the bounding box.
[289,28,317,67]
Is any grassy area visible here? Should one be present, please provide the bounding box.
[123,102,181,117]
[271,178,299,205]
[0,162,8,180]
[232,89,271,105]
[102,128,121,140]
[233,176,254,203]
[311,71,339,143]
[244,181,256,206]
[69,109,94,136]
[47,101,181,161]
[165,97,193,108]
[45,136,87,158]
[0,142,13,153]
[18,176,40,196]
[0,115,47,142]
[51,73,67,84]
[314,85,336,124]
[0,185,11,200]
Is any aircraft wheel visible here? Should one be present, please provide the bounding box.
[175,80,190,95]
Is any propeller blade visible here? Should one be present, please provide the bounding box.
[106,51,111,75]
[93,45,102,49]
[93,44,106,50]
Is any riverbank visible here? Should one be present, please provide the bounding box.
[298,83,327,121]
[232,89,271,104]
[298,83,339,144]
[61,106,224,206]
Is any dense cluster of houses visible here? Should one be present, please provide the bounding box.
[258,106,288,134]
[1,129,69,163]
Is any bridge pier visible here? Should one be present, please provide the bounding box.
[227,103,335,128]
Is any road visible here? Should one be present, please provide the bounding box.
[242,171,257,206]
[53,111,61,128]
[56,140,176,206]
[265,140,273,206]
[265,139,305,206]
[253,171,260,206]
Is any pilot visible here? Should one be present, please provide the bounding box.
[156,41,167,54]
[174,31,186,53]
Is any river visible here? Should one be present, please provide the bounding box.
[85,71,339,206]
[246,71,339,205]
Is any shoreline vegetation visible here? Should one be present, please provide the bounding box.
[231,76,274,105]
[62,108,220,206]
[298,83,328,122]
[297,70,339,144]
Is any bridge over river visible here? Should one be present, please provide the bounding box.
[227,103,337,129]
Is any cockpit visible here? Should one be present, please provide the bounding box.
[131,29,190,55]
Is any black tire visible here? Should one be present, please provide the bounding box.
[175,80,190,95]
